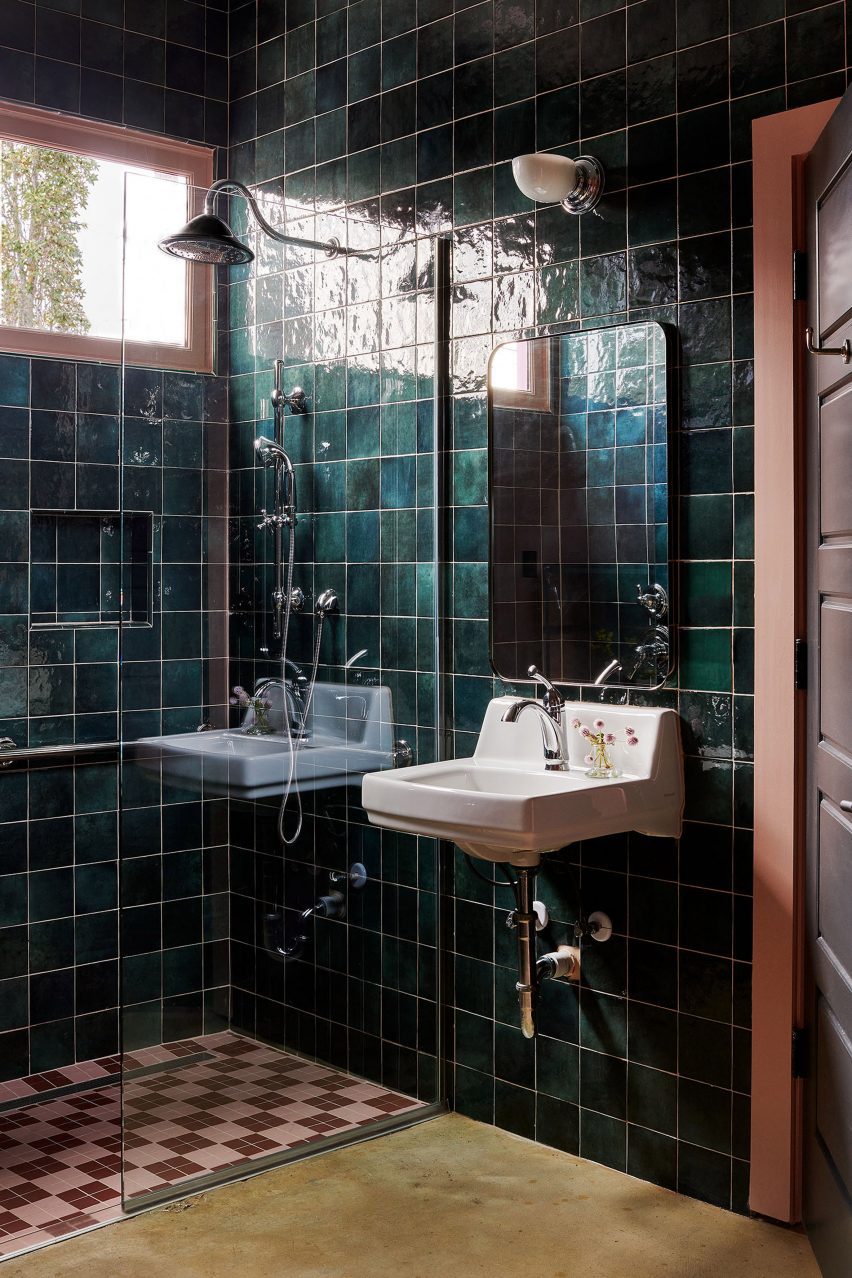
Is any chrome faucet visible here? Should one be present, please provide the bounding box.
[526,664,564,723]
[594,657,622,686]
[254,676,308,738]
[502,700,568,771]
[282,658,308,718]
[501,666,568,771]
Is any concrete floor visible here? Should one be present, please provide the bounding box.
[5,1114,818,1278]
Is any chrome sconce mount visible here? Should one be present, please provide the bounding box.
[511,152,605,216]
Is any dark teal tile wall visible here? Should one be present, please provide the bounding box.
[0,0,229,1078]
[226,0,851,1211]
[0,0,228,143]
[0,350,232,1077]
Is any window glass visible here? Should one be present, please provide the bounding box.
[0,142,188,346]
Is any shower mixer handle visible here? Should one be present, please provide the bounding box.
[257,508,296,530]
[272,385,308,415]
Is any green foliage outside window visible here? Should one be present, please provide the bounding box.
[0,140,98,334]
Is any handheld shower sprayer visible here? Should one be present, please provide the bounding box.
[315,589,339,617]
[255,436,297,537]
[254,435,291,468]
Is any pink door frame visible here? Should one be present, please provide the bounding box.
[751,98,838,1223]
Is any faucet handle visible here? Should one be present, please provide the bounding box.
[636,582,668,620]
[527,665,565,719]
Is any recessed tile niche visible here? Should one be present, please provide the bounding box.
[30,511,153,628]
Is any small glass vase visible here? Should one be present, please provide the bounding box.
[586,740,619,780]
[243,704,274,736]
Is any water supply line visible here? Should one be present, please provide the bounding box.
[265,891,345,962]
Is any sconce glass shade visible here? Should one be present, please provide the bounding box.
[511,152,604,215]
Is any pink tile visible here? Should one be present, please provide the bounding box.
[2,1031,424,1262]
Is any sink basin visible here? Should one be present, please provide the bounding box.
[362,696,683,865]
[133,682,395,798]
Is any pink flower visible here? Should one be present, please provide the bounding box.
[581,726,591,738]
[605,733,615,744]
[571,717,581,729]
[584,753,594,765]
[594,718,605,729]
[627,736,639,747]
[625,726,635,736]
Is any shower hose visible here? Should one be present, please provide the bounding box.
[276,524,326,847]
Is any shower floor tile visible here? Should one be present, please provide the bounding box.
[0,1033,423,1260]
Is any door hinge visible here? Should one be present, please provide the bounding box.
[793,250,808,302]
[792,1026,809,1079]
[794,637,807,691]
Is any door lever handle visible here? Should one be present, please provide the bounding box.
[840,800,852,813]
[804,327,852,364]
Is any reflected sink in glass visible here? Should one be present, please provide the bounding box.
[362,697,683,866]
[133,682,395,798]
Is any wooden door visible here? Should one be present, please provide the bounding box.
[804,86,852,1274]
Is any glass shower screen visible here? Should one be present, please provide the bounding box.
[118,178,444,1209]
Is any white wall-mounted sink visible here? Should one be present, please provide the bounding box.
[133,682,395,798]
[362,697,683,865]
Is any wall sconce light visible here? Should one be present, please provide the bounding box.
[511,152,605,215]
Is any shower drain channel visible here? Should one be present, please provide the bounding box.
[123,1050,215,1081]
[0,1052,215,1113]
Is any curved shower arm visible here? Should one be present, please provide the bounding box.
[203,178,348,258]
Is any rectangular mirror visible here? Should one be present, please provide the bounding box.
[489,322,674,689]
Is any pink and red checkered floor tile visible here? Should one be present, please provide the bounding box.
[0,1032,423,1260]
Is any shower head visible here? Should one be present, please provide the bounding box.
[158,179,348,268]
[254,435,292,468]
[158,211,254,265]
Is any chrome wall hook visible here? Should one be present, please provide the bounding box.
[804,326,852,363]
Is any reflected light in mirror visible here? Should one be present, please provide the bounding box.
[489,341,529,391]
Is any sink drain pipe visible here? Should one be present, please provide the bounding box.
[513,868,539,1039]
[513,866,580,1039]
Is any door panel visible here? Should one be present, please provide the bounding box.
[816,1000,852,1196]
[817,156,852,339]
[805,84,852,1276]
[816,805,852,981]
[820,389,852,536]
[819,604,852,752]
[817,547,852,598]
